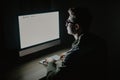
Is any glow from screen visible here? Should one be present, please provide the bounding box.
[18,11,59,49]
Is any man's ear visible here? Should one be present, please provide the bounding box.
[75,24,80,30]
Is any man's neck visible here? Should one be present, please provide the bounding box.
[74,33,83,41]
[74,34,79,40]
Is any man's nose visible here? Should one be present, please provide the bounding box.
[65,22,68,27]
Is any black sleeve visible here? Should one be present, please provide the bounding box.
[63,50,81,67]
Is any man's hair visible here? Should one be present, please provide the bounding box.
[68,7,92,33]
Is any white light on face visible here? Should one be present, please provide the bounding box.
[66,16,74,35]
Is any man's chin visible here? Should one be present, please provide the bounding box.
[67,33,73,35]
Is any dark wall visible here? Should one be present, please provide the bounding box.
[106,3,120,80]
[1,0,120,80]
[1,0,18,68]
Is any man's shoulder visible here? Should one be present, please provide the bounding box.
[82,32,106,43]
[80,32,107,51]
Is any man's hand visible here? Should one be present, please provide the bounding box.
[60,52,67,61]
[45,57,56,62]
[42,57,56,66]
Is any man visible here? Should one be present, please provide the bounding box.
[45,7,107,80]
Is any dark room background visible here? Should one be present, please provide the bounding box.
[1,0,120,80]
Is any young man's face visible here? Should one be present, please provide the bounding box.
[65,16,75,35]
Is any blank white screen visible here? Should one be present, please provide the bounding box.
[18,11,59,49]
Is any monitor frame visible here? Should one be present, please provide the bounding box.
[18,10,60,57]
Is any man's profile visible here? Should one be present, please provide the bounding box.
[44,7,107,80]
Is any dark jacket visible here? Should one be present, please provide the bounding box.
[52,33,107,80]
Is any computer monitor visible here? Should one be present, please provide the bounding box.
[18,11,60,56]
